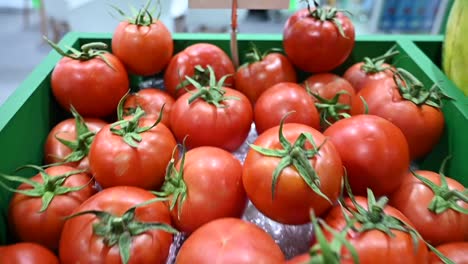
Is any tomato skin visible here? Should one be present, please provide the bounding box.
[283,8,355,73]
[351,77,445,160]
[59,186,173,264]
[88,117,177,190]
[343,62,394,92]
[304,73,356,104]
[389,170,468,246]
[430,242,468,264]
[175,218,285,264]
[234,53,297,103]
[112,21,173,76]
[8,166,96,250]
[254,82,320,134]
[323,115,410,197]
[323,196,429,264]
[51,53,129,118]
[44,118,107,171]
[242,123,343,225]
[0,242,59,264]
[164,43,235,98]
[123,88,175,130]
[170,87,253,152]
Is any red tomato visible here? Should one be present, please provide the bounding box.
[323,115,410,197]
[304,73,356,129]
[44,114,106,171]
[159,146,247,234]
[8,165,95,250]
[390,170,468,245]
[430,242,468,264]
[59,186,174,264]
[164,43,235,98]
[170,84,252,152]
[123,88,175,130]
[243,123,343,225]
[343,61,394,93]
[283,6,355,73]
[88,115,177,190]
[323,196,429,264]
[254,82,320,135]
[0,242,59,264]
[234,50,297,103]
[50,42,129,118]
[351,74,445,160]
[175,218,285,264]
[112,17,173,76]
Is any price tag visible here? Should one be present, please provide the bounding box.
[189,0,290,10]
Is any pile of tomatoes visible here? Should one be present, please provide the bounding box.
[1,1,467,264]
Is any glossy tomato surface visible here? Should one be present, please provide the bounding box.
[343,62,394,92]
[430,242,468,264]
[0,243,59,264]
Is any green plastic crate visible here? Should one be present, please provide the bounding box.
[0,33,467,246]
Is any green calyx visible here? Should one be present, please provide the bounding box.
[412,157,468,215]
[110,94,165,148]
[393,68,451,108]
[241,42,283,66]
[0,165,88,212]
[153,141,188,219]
[249,112,331,203]
[184,66,237,107]
[111,0,161,26]
[308,88,351,128]
[176,65,212,92]
[360,45,399,74]
[305,0,350,38]
[66,201,178,264]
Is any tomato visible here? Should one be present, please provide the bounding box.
[59,186,175,264]
[175,218,285,264]
[0,242,59,264]
[283,4,355,73]
[112,4,173,76]
[351,71,445,160]
[304,73,356,129]
[170,71,253,151]
[123,88,175,130]
[323,115,410,197]
[322,196,429,264]
[430,242,468,264]
[234,47,297,103]
[88,111,177,190]
[7,165,95,250]
[254,82,320,135]
[343,61,394,93]
[243,122,343,225]
[389,169,468,245]
[44,109,107,171]
[50,41,129,118]
[164,43,235,98]
[157,146,247,234]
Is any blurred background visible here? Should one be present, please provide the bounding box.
[0,0,452,105]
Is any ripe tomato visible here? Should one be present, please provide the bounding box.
[389,169,468,245]
[304,73,356,129]
[243,123,343,225]
[175,218,285,264]
[343,61,394,93]
[254,82,320,135]
[59,186,175,264]
[8,165,95,250]
[170,75,252,152]
[89,112,177,190]
[0,242,59,264]
[44,109,107,171]
[50,42,129,118]
[157,146,247,234]
[123,88,175,130]
[164,43,235,98]
[351,71,445,160]
[234,47,297,103]
[112,5,173,76]
[430,242,468,264]
[323,196,429,264]
[323,115,410,197]
[283,5,355,73]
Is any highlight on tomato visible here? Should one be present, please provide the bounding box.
[0,242,60,264]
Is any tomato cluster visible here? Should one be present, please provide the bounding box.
[0,1,466,264]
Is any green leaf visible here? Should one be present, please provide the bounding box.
[119,232,132,264]
[39,191,55,212]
